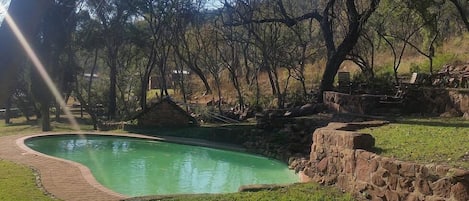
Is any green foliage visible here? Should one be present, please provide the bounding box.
[423,53,457,72]
[285,90,311,107]
[374,63,396,76]
[245,94,274,110]
[0,160,56,201]
[404,52,458,74]
[409,63,421,73]
[352,71,396,94]
[361,117,469,169]
[191,105,216,123]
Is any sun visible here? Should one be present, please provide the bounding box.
[0,0,9,11]
[0,0,10,23]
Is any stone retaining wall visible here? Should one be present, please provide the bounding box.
[300,122,469,201]
[405,88,469,116]
[323,89,469,116]
[323,92,382,114]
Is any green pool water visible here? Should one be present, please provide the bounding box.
[25,135,298,197]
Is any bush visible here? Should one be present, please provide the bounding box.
[418,53,457,73]
[409,63,420,73]
[352,71,396,95]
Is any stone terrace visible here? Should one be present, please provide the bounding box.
[299,122,469,201]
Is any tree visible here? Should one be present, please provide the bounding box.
[32,0,78,130]
[72,10,105,129]
[347,29,377,80]
[194,23,225,113]
[224,0,380,102]
[87,0,131,120]
[129,0,195,111]
[284,19,320,97]
[217,21,247,108]
[374,1,427,83]
[448,0,469,32]
[0,0,60,131]
[171,0,213,96]
[0,0,50,110]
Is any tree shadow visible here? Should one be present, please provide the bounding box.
[370,146,386,155]
[396,119,469,128]
[7,119,38,127]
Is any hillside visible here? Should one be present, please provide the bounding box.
[183,33,469,108]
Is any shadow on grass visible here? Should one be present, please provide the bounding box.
[3,117,93,132]
[396,119,469,128]
[6,119,38,127]
[370,146,386,155]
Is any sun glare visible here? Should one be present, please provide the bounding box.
[0,3,6,23]
[0,4,81,132]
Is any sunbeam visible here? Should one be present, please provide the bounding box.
[0,3,120,191]
[0,4,81,132]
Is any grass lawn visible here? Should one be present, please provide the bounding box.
[0,160,56,201]
[360,117,469,169]
[0,117,95,136]
[135,183,354,201]
[0,117,354,201]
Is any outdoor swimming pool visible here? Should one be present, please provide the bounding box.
[25,134,298,197]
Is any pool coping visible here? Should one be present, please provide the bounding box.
[2,132,248,201]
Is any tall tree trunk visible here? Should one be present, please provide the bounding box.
[108,50,118,120]
[73,54,99,130]
[215,77,223,115]
[74,86,99,130]
[141,74,149,109]
[5,96,12,124]
[174,47,212,95]
[272,68,283,109]
[40,102,51,131]
[158,59,168,98]
[55,101,61,122]
[228,50,245,109]
[88,48,98,108]
[32,65,52,131]
[317,4,366,102]
[0,0,50,105]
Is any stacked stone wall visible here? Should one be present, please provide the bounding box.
[301,122,469,201]
[324,89,469,116]
[405,88,469,116]
[323,92,381,114]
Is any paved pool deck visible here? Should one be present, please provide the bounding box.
[0,132,246,201]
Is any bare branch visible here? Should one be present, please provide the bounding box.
[223,1,321,27]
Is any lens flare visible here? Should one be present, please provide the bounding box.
[0,4,117,190]
[0,4,81,132]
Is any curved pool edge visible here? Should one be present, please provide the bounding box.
[17,133,129,200]
[14,132,254,200]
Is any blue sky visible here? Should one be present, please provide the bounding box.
[205,0,224,10]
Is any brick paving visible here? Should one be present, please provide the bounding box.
[0,133,128,201]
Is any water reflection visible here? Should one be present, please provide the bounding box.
[25,135,298,196]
